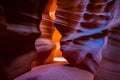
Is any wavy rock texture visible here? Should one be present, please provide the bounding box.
[34,0,56,65]
[54,0,114,73]
[0,0,48,80]
[94,29,120,80]
[95,0,120,80]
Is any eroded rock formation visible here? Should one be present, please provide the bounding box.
[1,0,120,80]
[0,0,48,80]
[95,0,120,80]
[35,0,56,65]
[54,0,114,73]
[54,0,120,80]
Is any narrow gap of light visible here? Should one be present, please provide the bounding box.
[54,57,67,62]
